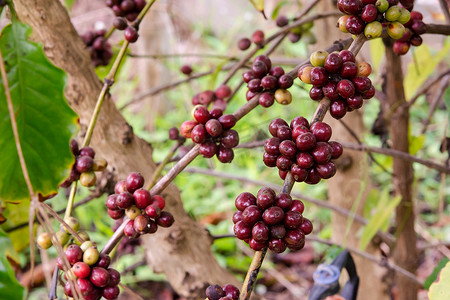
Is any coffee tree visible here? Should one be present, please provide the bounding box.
[0,0,449,299]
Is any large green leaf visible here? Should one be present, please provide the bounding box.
[0,21,78,202]
[0,230,25,299]
[425,258,449,290]
[359,188,401,251]
[429,261,450,300]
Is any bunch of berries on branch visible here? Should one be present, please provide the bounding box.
[263,117,343,184]
[180,98,240,163]
[81,29,113,67]
[106,172,174,238]
[37,217,90,250]
[60,140,108,188]
[58,243,121,299]
[107,0,146,43]
[233,187,313,253]
[205,284,240,300]
[243,55,294,107]
[394,11,425,55]
[337,0,414,40]
[299,50,375,119]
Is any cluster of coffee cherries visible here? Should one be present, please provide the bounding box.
[106,172,174,238]
[394,11,425,55]
[179,103,239,163]
[37,217,90,250]
[243,55,294,107]
[58,242,121,299]
[299,50,375,119]
[60,140,108,188]
[337,0,412,40]
[106,0,146,43]
[205,284,240,300]
[263,117,343,184]
[233,187,313,253]
[80,29,113,67]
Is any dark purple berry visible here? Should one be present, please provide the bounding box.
[235,192,257,211]
[276,155,293,171]
[311,142,333,164]
[291,164,308,182]
[124,26,139,43]
[126,172,145,193]
[300,218,313,234]
[296,132,316,151]
[199,141,218,158]
[216,147,234,163]
[256,187,276,210]
[316,161,337,179]
[330,99,347,119]
[337,79,356,98]
[259,92,275,107]
[278,74,293,89]
[218,114,237,129]
[296,152,314,169]
[234,221,252,240]
[76,156,94,173]
[262,206,285,225]
[269,119,289,137]
[238,38,252,51]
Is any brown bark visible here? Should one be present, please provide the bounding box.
[316,1,389,299]
[382,38,418,300]
[13,0,238,297]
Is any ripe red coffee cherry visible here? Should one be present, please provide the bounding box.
[218,114,237,129]
[223,284,240,300]
[180,120,198,138]
[156,211,175,227]
[254,55,272,70]
[263,152,278,167]
[232,210,243,224]
[76,156,94,173]
[305,168,322,185]
[126,172,145,193]
[215,85,232,99]
[291,164,308,182]
[276,155,293,171]
[292,125,309,141]
[124,26,139,43]
[103,286,120,299]
[252,221,269,242]
[65,244,83,265]
[290,116,309,129]
[270,66,285,78]
[296,132,316,151]
[199,141,219,158]
[330,100,347,119]
[238,38,251,51]
[235,192,257,211]
[133,188,152,209]
[252,30,265,45]
[268,238,287,253]
[268,118,289,137]
[80,146,95,158]
[252,61,268,78]
[242,205,262,226]
[90,267,110,287]
[311,142,333,164]
[316,161,337,179]
[256,187,276,210]
[191,124,207,143]
[261,75,278,90]
[221,130,239,148]
[205,119,223,138]
[242,70,257,83]
[106,194,118,210]
[116,192,134,209]
[259,92,275,107]
[290,200,305,214]
[145,203,161,219]
[324,52,343,74]
[300,218,313,234]
[180,64,193,75]
[107,268,121,287]
[96,253,111,268]
[192,105,211,124]
[279,140,297,159]
[234,221,252,240]
[276,126,292,140]
[296,152,314,169]
[217,147,234,163]
[108,209,124,220]
[262,206,285,225]
[339,50,355,63]
[337,79,356,98]
[270,224,286,239]
[309,86,324,101]
[72,262,91,278]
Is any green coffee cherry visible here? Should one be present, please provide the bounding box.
[364,21,383,39]
[385,6,402,22]
[52,231,70,246]
[83,247,100,265]
[397,8,411,24]
[74,231,90,245]
[337,15,350,33]
[37,232,52,249]
[80,171,96,187]
[62,216,80,233]
[309,50,329,67]
[387,22,406,39]
[80,240,95,252]
[375,0,389,13]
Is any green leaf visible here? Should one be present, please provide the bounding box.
[0,21,78,202]
[409,133,425,155]
[271,0,288,20]
[425,258,449,290]
[429,261,450,300]
[0,230,25,299]
[404,42,450,99]
[1,200,31,252]
[369,38,384,74]
[359,188,401,251]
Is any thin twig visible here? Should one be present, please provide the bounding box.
[407,68,450,108]
[148,140,184,189]
[425,23,450,35]
[421,75,450,134]
[101,217,128,255]
[128,52,238,61]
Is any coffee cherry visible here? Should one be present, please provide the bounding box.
[259,92,275,107]
[296,132,316,151]
[270,66,285,78]
[305,168,322,184]
[279,140,297,159]
[337,79,356,98]
[108,208,124,220]
[218,114,237,129]
[324,53,343,74]
[124,220,139,238]
[180,64,193,75]
[242,205,262,226]
[345,15,364,34]
[268,224,286,240]
[247,78,263,93]
[309,86,324,101]
[108,268,121,286]
[156,211,175,227]
[310,50,329,67]
[206,284,226,300]
[296,152,314,169]
[205,119,223,138]
[263,152,278,167]
[80,146,95,158]
[300,218,313,234]
[73,261,91,278]
[262,206,285,225]
[192,105,210,124]
[337,15,350,33]
[310,67,328,86]
[298,66,313,84]
[322,82,339,101]
[62,216,80,233]
[276,15,289,27]
[339,50,355,63]
[134,214,150,233]
[393,41,410,55]
[223,284,240,300]
[311,142,333,164]
[252,61,268,78]
[269,119,288,137]
[80,171,96,187]
[410,35,423,46]
[252,221,269,242]
[274,89,292,105]
[221,130,239,149]
[254,55,272,70]
[234,221,252,240]
[285,228,305,247]
[65,244,83,265]
[387,22,406,39]
[316,161,337,179]
[232,211,243,224]
[90,267,110,287]
[290,116,309,129]
[96,253,111,269]
[80,240,95,252]
[256,187,276,210]
[114,180,127,194]
[63,281,73,297]
[268,238,287,253]
[191,124,207,143]
[242,70,257,83]
[116,192,134,209]
[357,62,372,77]
[199,141,219,158]
[278,74,294,89]
[77,278,94,297]
[215,85,232,99]
[375,0,389,12]
[310,122,332,142]
[125,205,141,220]
[210,108,223,119]
[264,138,280,156]
[238,38,251,51]
[144,203,161,219]
[291,164,308,182]
[330,100,347,119]
[103,286,120,299]
[132,189,151,209]
[152,195,166,210]
[235,192,257,211]
[83,247,100,265]
[362,85,376,98]
[37,232,52,249]
[124,26,139,43]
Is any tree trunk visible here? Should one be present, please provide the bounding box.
[13,0,239,297]
[316,1,389,299]
[382,38,418,300]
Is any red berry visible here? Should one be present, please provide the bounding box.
[198,90,215,105]
[256,187,276,210]
[252,30,265,45]
[242,205,262,226]
[222,284,240,300]
[65,244,83,265]
[205,119,223,138]
[337,79,356,98]
[72,262,91,278]
[311,142,333,164]
[235,192,257,211]
[156,211,175,227]
[238,38,252,51]
[215,85,232,99]
[259,92,275,107]
[145,204,161,219]
[107,268,121,286]
[232,211,243,224]
[291,164,308,182]
[133,189,152,209]
[218,114,237,129]
[252,221,269,242]
[262,206,285,225]
[296,132,316,151]
[330,100,348,119]
[116,192,134,209]
[152,195,165,210]
[268,238,287,253]
[96,253,111,269]
[180,120,198,138]
[180,64,193,75]
[290,200,305,214]
[80,147,95,158]
[90,267,110,287]
[126,172,145,193]
[300,218,313,234]
[103,286,120,299]
[106,194,118,210]
[221,130,239,149]
[199,141,219,158]
[296,152,314,169]
[316,161,337,179]
[107,209,124,220]
[191,124,207,143]
[192,105,211,124]
[124,26,139,43]
[234,221,252,240]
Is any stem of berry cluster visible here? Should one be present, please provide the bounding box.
[238,34,367,300]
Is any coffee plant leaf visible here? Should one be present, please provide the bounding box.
[428,260,450,300]
[425,258,449,290]
[0,230,25,299]
[0,21,79,202]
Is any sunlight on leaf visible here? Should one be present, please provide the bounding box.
[428,261,450,300]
